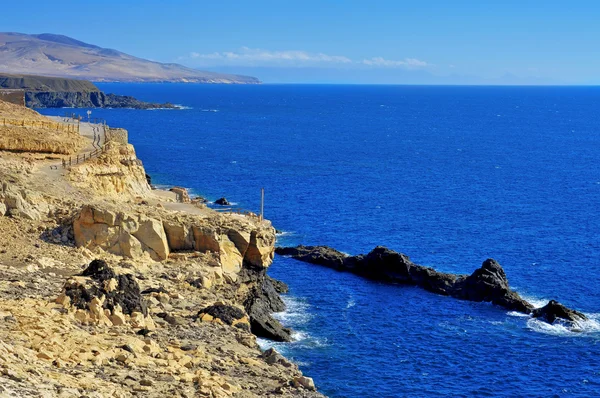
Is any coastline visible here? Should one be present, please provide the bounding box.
[0,100,324,397]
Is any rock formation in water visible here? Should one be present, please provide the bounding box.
[276,245,587,326]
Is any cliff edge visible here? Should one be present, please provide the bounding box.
[0,99,321,397]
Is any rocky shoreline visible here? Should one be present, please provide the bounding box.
[276,245,587,327]
[26,91,179,110]
[0,99,323,397]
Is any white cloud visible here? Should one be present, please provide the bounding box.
[182,48,431,70]
[362,57,429,68]
[188,47,352,66]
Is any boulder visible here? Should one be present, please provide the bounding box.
[197,303,246,325]
[169,187,191,203]
[133,217,170,261]
[163,221,195,251]
[267,276,289,294]
[532,300,587,325]
[214,197,230,206]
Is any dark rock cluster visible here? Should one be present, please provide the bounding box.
[276,245,586,326]
[65,259,147,316]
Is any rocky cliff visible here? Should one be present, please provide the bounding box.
[0,73,178,109]
[0,101,320,397]
[25,91,178,109]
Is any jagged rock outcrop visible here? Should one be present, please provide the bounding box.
[240,268,291,342]
[277,245,586,325]
[196,303,251,331]
[532,300,587,326]
[56,259,155,329]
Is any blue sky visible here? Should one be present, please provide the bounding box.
[3,1,599,84]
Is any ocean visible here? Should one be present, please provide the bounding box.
[40,84,600,397]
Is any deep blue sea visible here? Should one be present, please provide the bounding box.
[40,84,600,397]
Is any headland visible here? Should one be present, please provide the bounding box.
[0,99,322,397]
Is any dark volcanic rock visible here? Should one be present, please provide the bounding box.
[198,304,246,325]
[239,268,291,342]
[452,259,533,313]
[66,259,147,316]
[275,245,348,269]
[214,197,231,206]
[267,276,289,294]
[277,245,587,324]
[532,300,587,325]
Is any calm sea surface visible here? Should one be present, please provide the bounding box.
[41,84,600,397]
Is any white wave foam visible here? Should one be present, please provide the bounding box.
[518,293,549,309]
[507,311,529,318]
[273,296,311,326]
[200,109,219,112]
[525,313,600,336]
[275,230,294,236]
[346,298,356,309]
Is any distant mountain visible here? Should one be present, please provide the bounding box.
[0,32,260,84]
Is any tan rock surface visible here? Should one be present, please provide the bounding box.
[0,100,323,397]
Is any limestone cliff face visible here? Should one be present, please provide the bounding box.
[69,141,150,197]
[73,205,276,276]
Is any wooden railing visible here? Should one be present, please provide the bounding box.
[62,144,108,168]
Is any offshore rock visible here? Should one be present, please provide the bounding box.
[532,300,588,325]
[277,245,587,324]
[215,197,231,206]
[275,245,348,269]
[451,258,533,313]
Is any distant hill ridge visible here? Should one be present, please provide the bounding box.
[0,32,259,84]
[0,73,99,92]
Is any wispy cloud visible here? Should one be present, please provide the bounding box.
[182,47,430,69]
[362,57,429,68]
[188,47,352,66]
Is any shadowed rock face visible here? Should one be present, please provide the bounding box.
[276,245,586,325]
[239,267,291,342]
